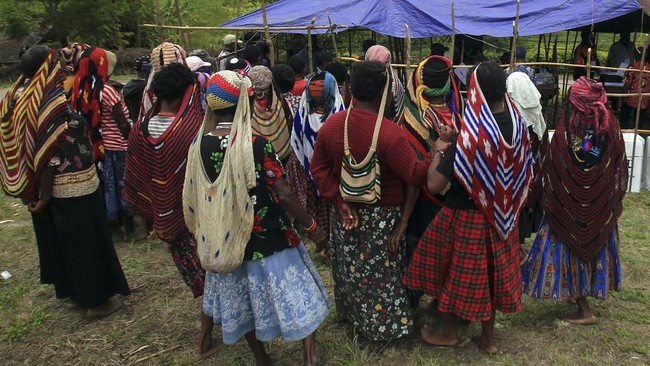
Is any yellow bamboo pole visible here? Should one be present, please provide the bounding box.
[139,24,345,31]
[586,47,592,79]
[260,0,275,67]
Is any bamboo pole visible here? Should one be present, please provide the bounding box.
[260,0,275,67]
[586,47,592,79]
[450,1,456,60]
[234,0,243,53]
[510,0,521,72]
[307,17,316,74]
[405,23,412,74]
[173,0,191,48]
[153,0,163,43]
[629,33,650,192]
[328,16,339,60]
[139,24,346,31]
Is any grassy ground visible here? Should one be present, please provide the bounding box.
[0,191,649,365]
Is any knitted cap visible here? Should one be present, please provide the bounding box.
[150,42,186,73]
[106,51,117,76]
[248,65,272,93]
[205,70,252,111]
[60,42,90,73]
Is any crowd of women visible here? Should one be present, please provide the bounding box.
[0,36,628,364]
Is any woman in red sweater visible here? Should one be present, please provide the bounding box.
[310,61,436,341]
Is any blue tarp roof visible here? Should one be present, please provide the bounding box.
[221,0,642,38]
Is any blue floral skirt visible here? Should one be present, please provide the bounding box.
[202,243,330,344]
[522,218,622,301]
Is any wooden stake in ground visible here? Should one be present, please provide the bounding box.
[509,0,521,72]
[153,0,163,43]
[629,33,650,192]
[261,0,275,67]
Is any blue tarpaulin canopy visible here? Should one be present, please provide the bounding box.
[221,0,642,38]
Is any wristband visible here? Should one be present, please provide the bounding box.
[305,218,317,234]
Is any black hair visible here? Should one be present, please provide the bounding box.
[151,63,195,102]
[20,45,50,79]
[243,31,261,43]
[226,57,247,71]
[315,50,333,68]
[350,61,387,102]
[474,61,506,104]
[327,61,348,86]
[287,55,305,75]
[421,58,449,89]
[362,39,376,53]
[213,105,237,117]
[272,64,295,94]
[255,41,269,57]
[242,45,263,65]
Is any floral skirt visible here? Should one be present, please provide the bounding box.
[285,154,331,238]
[168,232,205,298]
[202,243,330,344]
[522,218,622,301]
[330,205,412,341]
[403,207,522,321]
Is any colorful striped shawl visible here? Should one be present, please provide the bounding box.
[251,89,292,161]
[123,83,203,242]
[291,76,345,190]
[0,50,68,201]
[454,68,533,240]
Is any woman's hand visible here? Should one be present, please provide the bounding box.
[433,137,452,153]
[338,202,359,230]
[388,220,408,253]
[27,199,49,214]
[438,124,456,143]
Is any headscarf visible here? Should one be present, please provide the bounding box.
[365,45,405,124]
[541,77,627,260]
[183,71,256,273]
[291,71,345,189]
[248,66,292,161]
[60,42,90,73]
[139,42,187,121]
[506,71,546,140]
[454,63,534,240]
[0,48,69,202]
[69,47,110,161]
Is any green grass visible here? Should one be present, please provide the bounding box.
[0,191,649,365]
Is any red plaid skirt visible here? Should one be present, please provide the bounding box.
[403,206,522,321]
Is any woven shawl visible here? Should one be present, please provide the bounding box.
[123,83,203,242]
[251,87,292,161]
[542,78,627,261]
[69,47,109,161]
[291,73,345,189]
[183,72,256,273]
[0,50,68,201]
[454,67,534,240]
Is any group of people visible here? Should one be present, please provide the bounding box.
[0,34,628,364]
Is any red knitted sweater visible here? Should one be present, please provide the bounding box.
[310,108,431,208]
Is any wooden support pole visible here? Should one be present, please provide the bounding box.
[260,0,275,67]
[173,0,191,48]
[450,1,456,60]
[153,0,163,43]
[328,16,339,60]
[629,33,650,192]
[405,23,412,74]
[509,0,521,72]
[586,47,592,79]
[235,0,243,53]
[307,17,316,74]
[139,24,345,32]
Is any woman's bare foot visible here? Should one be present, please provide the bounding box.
[421,325,458,347]
[63,298,79,310]
[565,296,596,325]
[472,335,498,354]
[198,338,220,360]
[564,311,597,325]
[86,297,123,318]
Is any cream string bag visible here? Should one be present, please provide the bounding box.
[183,73,256,273]
[339,73,390,204]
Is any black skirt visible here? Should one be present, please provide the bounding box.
[33,189,130,308]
